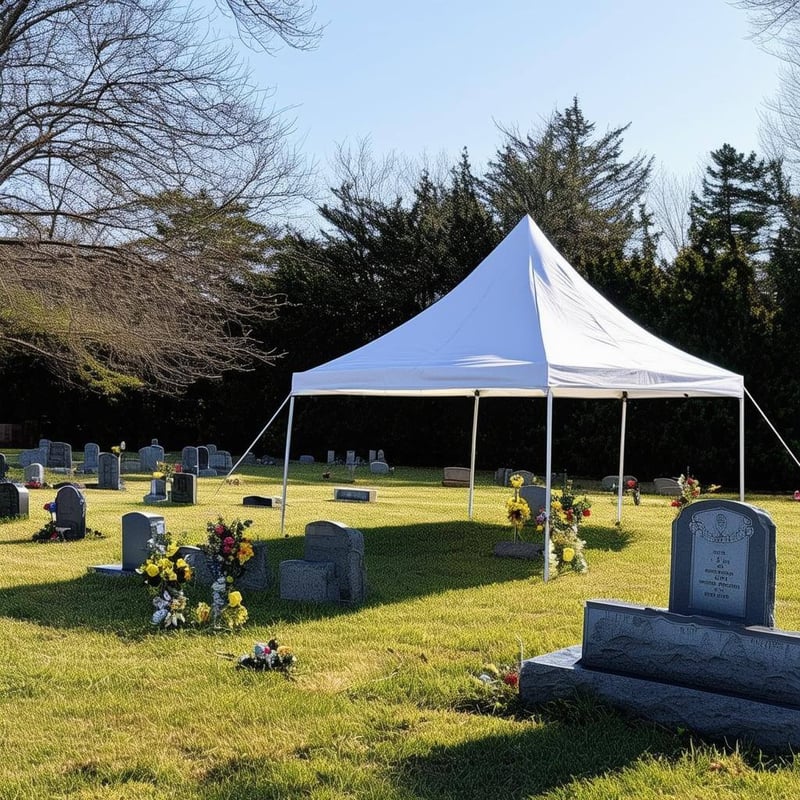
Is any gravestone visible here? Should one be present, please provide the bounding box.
[0,483,29,518]
[669,499,775,626]
[242,495,281,508]
[495,467,512,486]
[138,443,165,473]
[55,485,86,539]
[171,472,197,504]
[47,441,73,472]
[197,446,215,477]
[334,486,377,502]
[376,449,385,462]
[121,512,166,571]
[345,450,356,466]
[205,444,218,457]
[82,443,100,473]
[0,453,6,480]
[20,447,47,468]
[303,520,366,602]
[280,560,338,603]
[143,478,168,505]
[519,485,547,514]
[327,450,336,464]
[299,454,315,464]
[518,499,800,750]
[240,453,257,466]
[370,461,390,475]
[97,453,121,490]
[507,469,536,486]
[210,450,233,473]
[181,446,199,475]
[442,466,471,487]
[368,449,376,462]
[24,463,44,484]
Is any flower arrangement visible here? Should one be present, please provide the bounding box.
[671,474,701,510]
[201,516,254,629]
[24,479,43,490]
[505,474,531,542]
[110,441,126,456]
[152,461,175,481]
[32,501,59,542]
[547,479,590,574]
[236,640,297,673]
[137,527,193,628]
[625,477,641,506]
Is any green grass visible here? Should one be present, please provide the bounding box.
[1,462,800,798]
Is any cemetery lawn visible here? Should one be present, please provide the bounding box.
[1,463,800,799]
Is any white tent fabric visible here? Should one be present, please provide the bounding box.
[292,216,744,400]
[283,215,745,580]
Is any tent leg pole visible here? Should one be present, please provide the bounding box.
[468,391,480,520]
[544,392,554,583]
[616,393,628,524]
[279,396,296,538]
[740,395,745,501]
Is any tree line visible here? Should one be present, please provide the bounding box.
[2,1,800,490]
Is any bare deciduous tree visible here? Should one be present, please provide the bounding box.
[0,0,316,393]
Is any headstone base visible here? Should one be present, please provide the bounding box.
[89,564,137,577]
[143,494,168,505]
[520,645,800,751]
[493,541,543,559]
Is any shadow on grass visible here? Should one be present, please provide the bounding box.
[581,523,634,553]
[392,711,682,800]
[0,518,632,632]
[192,703,683,800]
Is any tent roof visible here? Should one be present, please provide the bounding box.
[291,216,744,400]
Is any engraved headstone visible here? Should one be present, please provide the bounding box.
[143,478,168,505]
[177,542,269,590]
[138,443,165,473]
[171,472,197,504]
[327,450,336,464]
[55,485,86,539]
[519,485,547,514]
[299,454,315,464]
[20,447,47,468]
[121,512,165,571]
[197,446,215,477]
[368,449,376,462]
[0,482,28,518]
[210,450,233,473]
[82,443,100,473]
[304,520,366,602]
[670,499,776,627]
[370,461,390,475]
[24,463,44,484]
[334,486,376,502]
[345,450,356,466]
[97,453,121,490]
[242,495,281,508]
[181,446,198,475]
[47,442,72,472]
[376,449,385,462]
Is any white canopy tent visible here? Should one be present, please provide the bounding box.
[279,215,745,580]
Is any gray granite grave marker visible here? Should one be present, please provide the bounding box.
[299,454,315,464]
[242,495,281,507]
[519,485,547,514]
[143,478,168,505]
[304,520,366,602]
[171,472,197,504]
[47,442,72,472]
[82,443,100,473]
[333,486,376,502]
[138,443,165,473]
[0,483,28,518]
[670,499,775,627]
[121,512,166,571]
[24,463,44,484]
[97,453,121,490]
[369,461,390,475]
[181,446,198,475]
[55,484,86,539]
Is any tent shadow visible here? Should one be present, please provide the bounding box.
[392,709,681,799]
[580,523,634,552]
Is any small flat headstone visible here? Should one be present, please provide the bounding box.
[279,559,339,603]
[242,495,281,508]
[299,454,315,464]
[369,461,390,475]
[333,486,376,503]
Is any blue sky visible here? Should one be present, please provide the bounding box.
[217,0,780,202]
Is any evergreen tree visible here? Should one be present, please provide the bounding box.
[481,97,652,268]
[688,143,777,256]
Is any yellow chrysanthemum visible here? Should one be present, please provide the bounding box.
[562,547,575,563]
[227,591,243,607]
[509,474,524,489]
[145,563,159,577]
[175,558,187,569]
[152,471,164,479]
[238,542,254,563]
[166,545,178,558]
